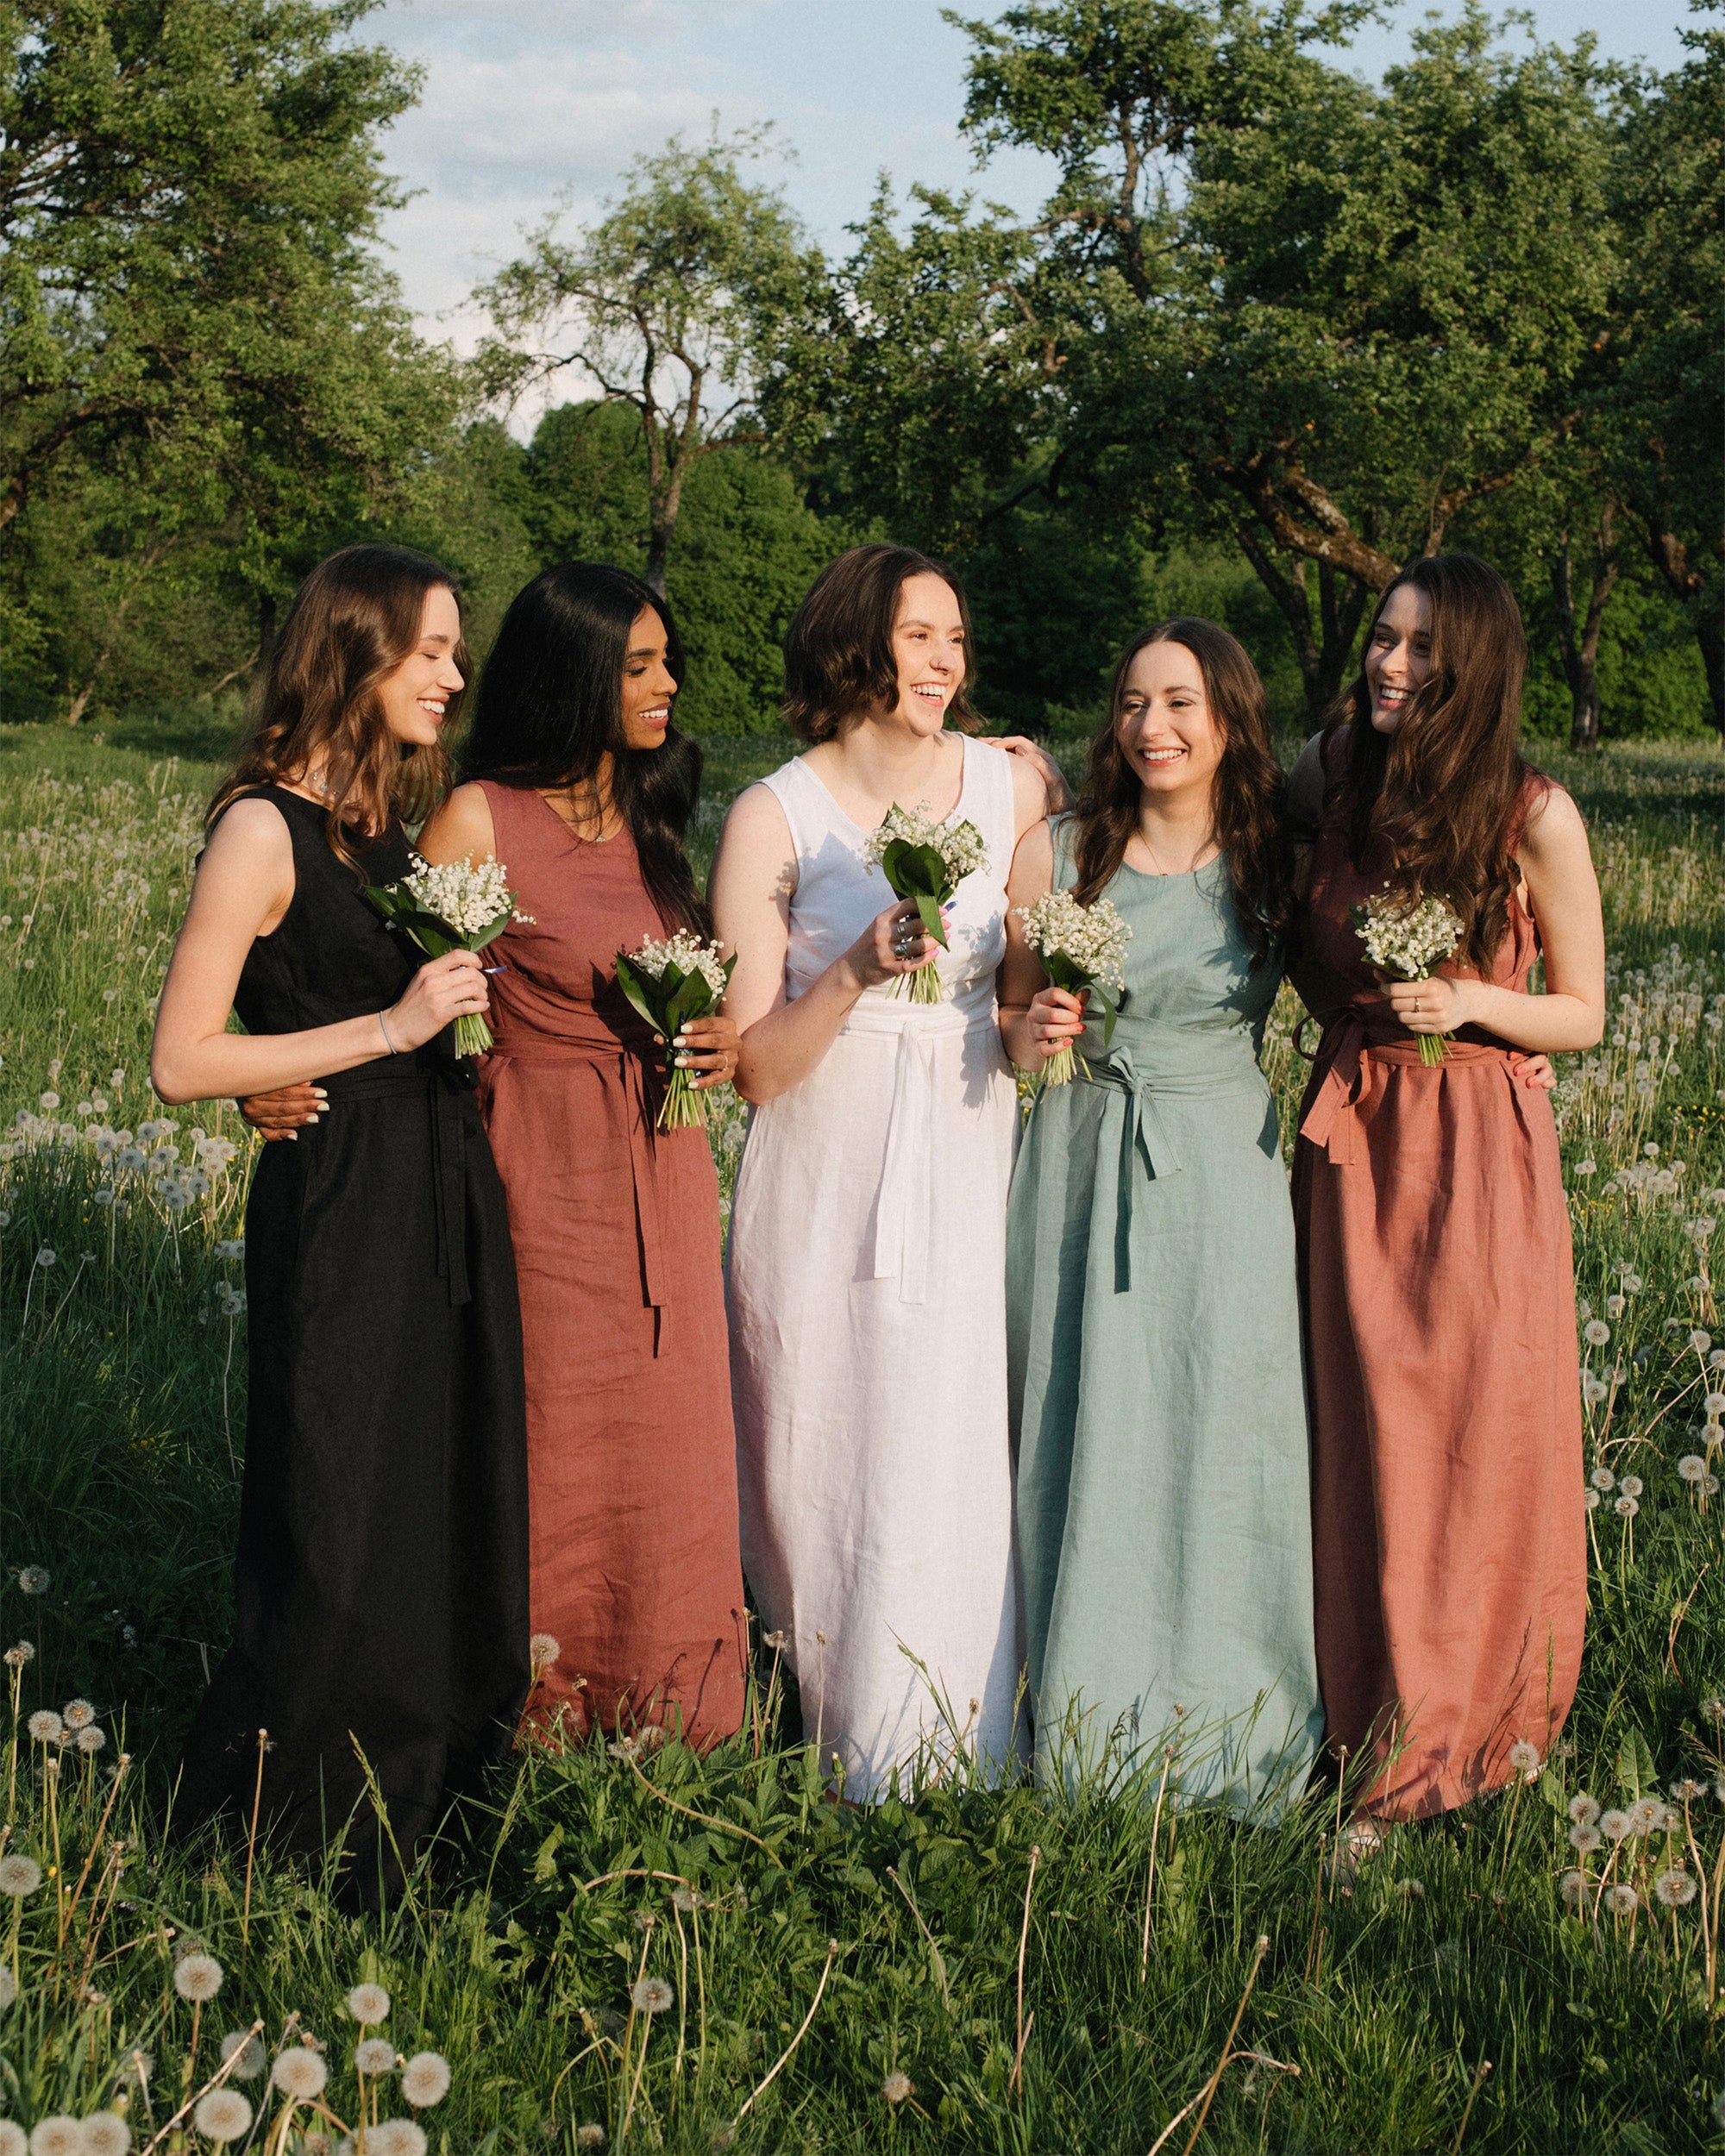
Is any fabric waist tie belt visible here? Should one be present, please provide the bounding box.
[1298,1011,1523,1168]
[1079,1039,1262,1293]
[316,1052,478,1308]
[486,1026,674,1356]
[843,1000,995,1307]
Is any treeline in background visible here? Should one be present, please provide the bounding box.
[3,0,1719,746]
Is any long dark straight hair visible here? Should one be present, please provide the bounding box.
[1320,552,1532,974]
[459,562,707,937]
[1071,617,1290,966]
[210,544,465,866]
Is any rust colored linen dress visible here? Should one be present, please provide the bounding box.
[1291,776,1585,1818]
[474,780,746,1747]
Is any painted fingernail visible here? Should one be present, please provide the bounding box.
[674,1056,688,1067]
[313,1089,328,1100]
[305,1114,319,1125]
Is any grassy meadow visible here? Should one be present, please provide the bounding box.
[0,713,1722,2153]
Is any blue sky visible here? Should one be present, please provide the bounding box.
[369,0,1696,363]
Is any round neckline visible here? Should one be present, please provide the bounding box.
[1117,849,1226,884]
[525,782,623,849]
[796,735,972,841]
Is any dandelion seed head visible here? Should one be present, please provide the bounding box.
[78,2115,129,2156]
[1706,1392,1725,1417]
[1559,1870,1585,1909]
[1600,1808,1632,1842]
[1681,1454,1708,1482]
[26,2117,80,2156]
[1654,1868,1697,1907]
[399,2053,451,2108]
[346,1982,390,2025]
[1614,1494,1639,1517]
[76,1727,105,1754]
[1508,1739,1540,1776]
[172,1953,223,2002]
[1588,1465,1615,1490]
[1582,1376,1609,1405]
[272,2048,328,2099]
[219,2031,265,2079]
[1606,1883,1638,1915]
[1569,1793,1601,1827]
[575,2129,606,2151]
[1672,1779,1707,1803]
[0,2126,21,2156]
[0,1967,14,2009]
[16,1568,50,1596]
[671,1886,696,1912]
[3,1641,34,1668]
[0,1855,43,1896]
[1605,1294,1625,1319]
[881,2072,913,2106]
[191,2090,252,2143]
[1584,1319,1610,1346]
[1693,1330,1715,1354]
[354,2039,397,2076]
[363,2124,424,2156]
[1629,1796,1665,1833]
[1618,1474,1644,1498]
[630,1977,674,2015]
[528,1633,560,1669]
[61,1700,95,1730]
[1569,1823,1603,1852]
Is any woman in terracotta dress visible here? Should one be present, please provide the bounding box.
[417,562,747,1747]
[1288,551,1604,1819]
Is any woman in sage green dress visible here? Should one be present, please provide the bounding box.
[1000,617,1322,1809]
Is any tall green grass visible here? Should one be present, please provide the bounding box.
[0,719,1720,2152]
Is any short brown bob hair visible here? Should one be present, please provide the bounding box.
[781,543,980,743]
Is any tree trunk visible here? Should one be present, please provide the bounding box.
[1233,523,1371,724]
[66,644,114,724]
[1552,508,1620,752]
[1695,610,1725,740]
[642,519,669,599]
[1634,517,1723,738]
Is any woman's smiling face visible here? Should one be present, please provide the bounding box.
[619,603,679,750]
[1364,580,1434,734]
[1115,639,1223,803]
[883,572,966,736]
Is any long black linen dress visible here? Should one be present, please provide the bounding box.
[172,787,530,1902]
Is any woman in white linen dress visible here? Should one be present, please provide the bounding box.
[712,544,1059,1799]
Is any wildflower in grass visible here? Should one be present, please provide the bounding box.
[219,2031,266,2078]
[1569,1823,1603,1852]
[347,1982,390,2024]
[575,2129,605,2150]
[1618,1475,1643,1498]
[1693,1330,1715,1353]
[24,1710,60,1745]
[366,2125,425,2156]
[192,2090,252,2142]
[0,1967,15,2008]
[26,2118,80,2156]
[61,1700,95,1730]
[529,1634,560,1671]
[1681,1455,1708,1482]
[1706,1392,1725,1418]
[0,2126,19,2156]
[1703,1698,1725,1724]
[399,2053,451,2108]
[1397,1878,1425,1899]
[630,1977,674,2015]
[1560,1871,1586,1910]
[1584,1319,1610,1346]
[0,1855,42,1896]
[74,1725,105,1756]
[1606,1883,1638,1915]
[1629,1796,1665,1834]
[3,1642,33,1669]
[354,2039,397,2075]
[1508,1739,1540,1777]
[672,1885,697,1912]
[1575,1159,1596,1176]
[16,1568,49,1596]
[78,2115,129,2156]
[1588,1465,1615,1490]
[272,2048,329,2100]
[1584,1489,1600,1511]
[1582,1376,1608,1405]
[1614,1495,1639,1518]
[39,1093,59,1112]
[881,2073,913,2106]
[1672,1778,1708,1802]
[1605,1294,1625,1319]
[1601,1808,1632,1842]
[173,1953,223,2002]
[1569,1793,1602,1827]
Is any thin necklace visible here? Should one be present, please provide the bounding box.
[1136,823,1215,877]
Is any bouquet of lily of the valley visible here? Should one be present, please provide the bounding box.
[614,931,737,1131]
[1013,890,1133,1087]
[861,800,989,1005]
[1351,888,1463,1067]
[363,854,533,1057]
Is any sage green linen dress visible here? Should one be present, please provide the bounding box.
[1006,826,1323,1809]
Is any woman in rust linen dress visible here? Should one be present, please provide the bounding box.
[423,564,748,1747]
[1288,554,1604,1820]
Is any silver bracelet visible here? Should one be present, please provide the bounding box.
[378,1009,398,1056]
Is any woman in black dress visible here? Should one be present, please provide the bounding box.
[151,544,530,1903]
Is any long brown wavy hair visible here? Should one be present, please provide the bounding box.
[1320,553,1534,975]
[1071,617,1290,967]
[781,543,981,742]
[209,545,467,865]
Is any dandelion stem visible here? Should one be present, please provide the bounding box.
[669,1893,689,2086]
[1140,1746,1174,1983]
[1302,1833,1327,1987]
[1180,1933,1270,2156]
[1010,1844,1041,2096]
[620,1746,783,1865]
[241,1727,267,1967]
[887,1865,950,2012]
[731,1936,838,2127]
[618,1922,654,2143]
[60,1749,129,1949]
[1448,2056,1493,2156]
[136,2015,264,2156]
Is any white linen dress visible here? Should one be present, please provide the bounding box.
[727,737,1023,1798]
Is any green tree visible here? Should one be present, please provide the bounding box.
[939,1,1621,718]
[475,129,825,596]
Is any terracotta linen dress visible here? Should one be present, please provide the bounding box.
[474,780,746,1746]
[1291,780,1585,1818]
